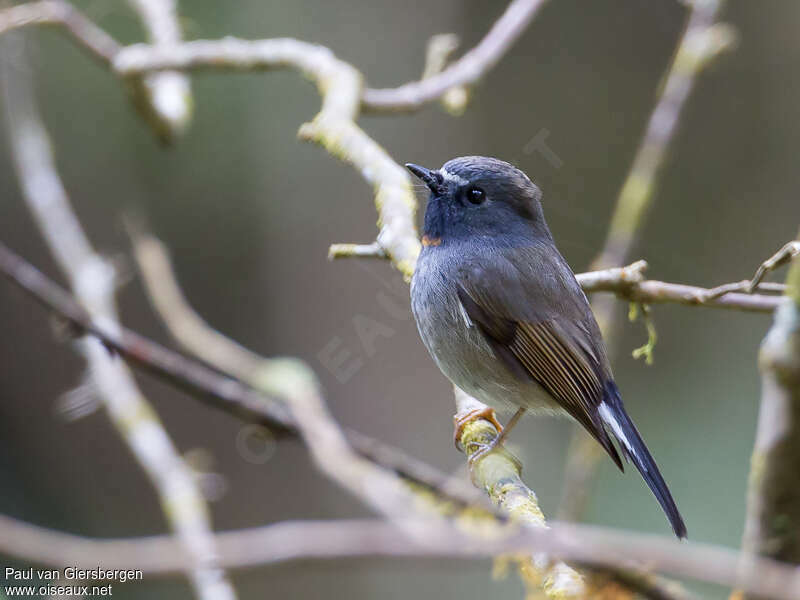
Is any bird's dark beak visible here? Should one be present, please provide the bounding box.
[405,163,441,194]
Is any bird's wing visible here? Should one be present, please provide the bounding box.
[455,246,623,470]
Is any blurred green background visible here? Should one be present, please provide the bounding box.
[1,0,799,598]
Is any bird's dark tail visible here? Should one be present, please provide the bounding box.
[598,383,687,538]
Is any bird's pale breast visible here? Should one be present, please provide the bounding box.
[411,248,561,415]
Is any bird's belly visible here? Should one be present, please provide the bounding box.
[411,278,560,416]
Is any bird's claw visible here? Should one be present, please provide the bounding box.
[453,406,503,449]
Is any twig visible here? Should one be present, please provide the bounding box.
[328,242,388,260]
[740,232,800,596]
[576,260,784,313]
[125,0,192,142]
[748,240,800,293]
[420,33,468,115]
[2,514,800,600]
[0,49,235,600]
[361,0,550,112]
[0,0,119,65]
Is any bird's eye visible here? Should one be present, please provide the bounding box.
[466,186,485,205]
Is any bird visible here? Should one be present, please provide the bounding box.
[407,156,686,538]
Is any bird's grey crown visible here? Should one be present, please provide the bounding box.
[440,156,542,201]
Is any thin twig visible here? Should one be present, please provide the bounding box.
[361,0,550,112]
[577,260,783,313]
[328,241,388,260]
[748,240,800,293]
[2,514,800,600]
[0,50,235,600]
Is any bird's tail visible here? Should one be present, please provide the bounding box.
[598,383,687,538]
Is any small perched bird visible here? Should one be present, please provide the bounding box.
[407,156,686,538]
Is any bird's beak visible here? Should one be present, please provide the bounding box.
[405,163,441,194]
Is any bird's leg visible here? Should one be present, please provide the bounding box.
[466,407,525,467]
[492,406,525,448]
[454,406,526,466]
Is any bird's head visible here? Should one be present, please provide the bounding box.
[406,156,548,248]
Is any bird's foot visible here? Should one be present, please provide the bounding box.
[465,438,523,473]
[453,406,504,449]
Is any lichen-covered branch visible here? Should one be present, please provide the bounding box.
[453,389,586,598]
[741,234,800,597]
[125,0,192,141]
[0,49,234,600]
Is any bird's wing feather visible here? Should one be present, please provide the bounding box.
[455,246,623,469]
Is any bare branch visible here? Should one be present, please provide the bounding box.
[0,50,235,600]
[0,0,119,65]
[2,514,800,600]
[361,0,549,113]
[748,240,800,293]
[577,260,784,313]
